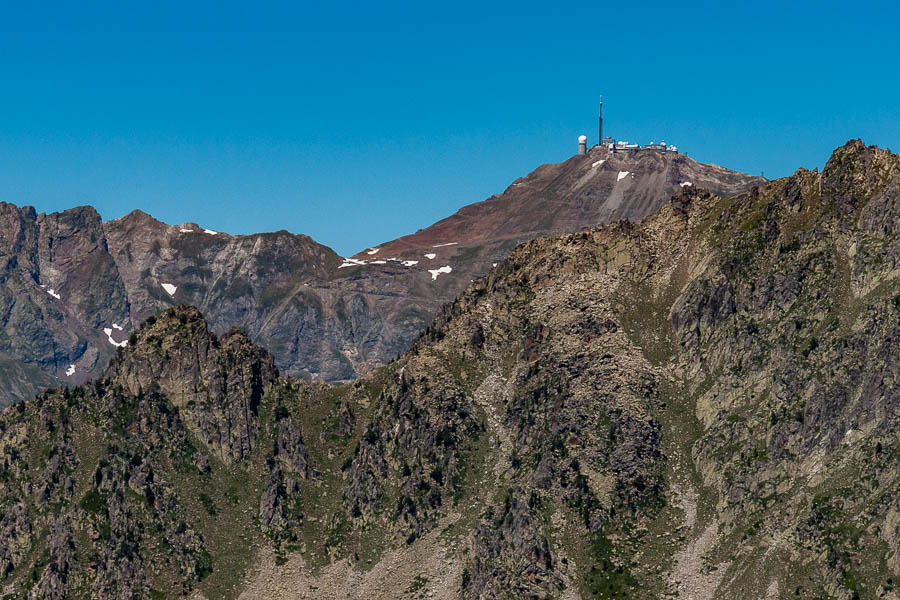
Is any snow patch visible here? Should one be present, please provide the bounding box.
[203,229,218,235]
[366,247,381,255]
[46,288,61,300]
[428,266,452,281]
[424,253,436,260]
[103,327,128,348]
[112,323,123,331]
[161,283,177,296]
[371,260,386,264]
[432,242,458,247]
[338,258,367,269]
[180,228,194,233]
[492,263,498,267]
[679,181,693,187]
[617,171,630,182]
[401,260,419,267]
[592,159,606,168]
[65,364,75,377]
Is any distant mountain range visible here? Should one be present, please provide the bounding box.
[0,147,764,407]
[2,140,897,599]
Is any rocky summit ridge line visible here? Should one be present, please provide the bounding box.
[1,140,898,599]
[0,148,763,408]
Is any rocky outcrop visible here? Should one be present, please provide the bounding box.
[28,516,74,600]
[0,503,31,578]
[462,490,561,599]
[107,305,279,462]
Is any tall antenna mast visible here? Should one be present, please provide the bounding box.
[598,95,603,146]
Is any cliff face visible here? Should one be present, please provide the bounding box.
[0,203,129,400]
[0,203,344,408]
[101,211,364,382]
[0,150,763,408]
[1,140,898,599]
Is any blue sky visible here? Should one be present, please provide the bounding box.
[0,1,897,256]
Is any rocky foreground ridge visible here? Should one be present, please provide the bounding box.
[0,148,763,408]
[2,140,898,599]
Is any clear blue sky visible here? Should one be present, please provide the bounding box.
[1,1,897,256]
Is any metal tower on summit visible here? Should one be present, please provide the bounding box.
[575,96,679,155]
[598,96,603,146]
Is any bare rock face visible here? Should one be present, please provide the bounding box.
[0,150,762,408]
[102,211,359,383]
[0,203,128,401]
[0,205,347,407]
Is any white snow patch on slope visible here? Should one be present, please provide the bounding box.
[103,327,128,348]
[424,253,436,260]
[366,247,381,255]
[680,181,693,187]
[592,159,606,168]
[112,323,124,331]
[617,171,630,182]
[338,258,367,269]
[65,364,76,377]
[180,228,194,233]
[204,229,218,235]
[401,260,419,267]
[161,283,177,296]
[371,260,386,264]
[46,288,61,300]
[432,242,458,247]
[428,266,452,281]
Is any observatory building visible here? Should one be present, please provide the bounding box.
[577,97,679,155]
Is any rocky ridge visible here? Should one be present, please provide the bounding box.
[0,149,763,408]
[1,140,898,598]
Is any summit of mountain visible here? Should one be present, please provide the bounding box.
[354,146,764,258]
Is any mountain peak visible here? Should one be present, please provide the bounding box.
[823,139,900,214]
[112,208,162,225]
[352,146,765,259]
[103,305,278,463]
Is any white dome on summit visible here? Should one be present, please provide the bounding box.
[578,135,587,142]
